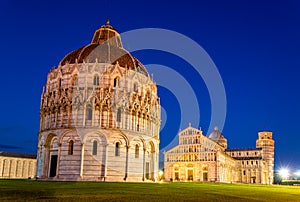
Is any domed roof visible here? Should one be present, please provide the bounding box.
[208,126,225,142]
[59,20,149,77]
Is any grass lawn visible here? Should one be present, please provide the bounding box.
[0,180,299,201]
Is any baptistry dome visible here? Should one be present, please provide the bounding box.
[37,20,161,182]
[60,20,149,77]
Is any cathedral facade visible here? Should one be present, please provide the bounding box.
[164,124,274,184]
[36,21,161,182]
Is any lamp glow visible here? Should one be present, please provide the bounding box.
[159,170,164,177]
[279,168,289,179]
[158,170,164,181]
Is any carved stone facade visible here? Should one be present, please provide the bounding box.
[0,152,36,179]
[36,21,161,182]
[164,125,274,184]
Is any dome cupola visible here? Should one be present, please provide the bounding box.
[208,126,227,148]
[91,19,122,47]
[59,20,149,77]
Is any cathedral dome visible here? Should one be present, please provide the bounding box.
[209,126,227,148]
[208,126,224,141]
[59,20,149,77]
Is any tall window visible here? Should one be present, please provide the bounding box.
[117,108,121,122]
[135,144,139,158]
[68,140,74,155]
[58,78,61,89]
[73,75,78,86]
[93,74,99,86]
[87,105,93,120]
[113,77,119,88]
[92,140,97,155]
[115,142,120,156]
[133,83,138,92]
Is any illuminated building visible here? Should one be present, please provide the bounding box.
[0,152,36,179]
[164,125,274,184]
[36,20,161,181]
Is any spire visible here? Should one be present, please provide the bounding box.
[100,19,114,29]
[214,126,219,131]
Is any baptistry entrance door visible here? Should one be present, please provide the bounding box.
[49,155,58,177]
[46,136,59,178]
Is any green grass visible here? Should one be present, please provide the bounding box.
[0,180,299,201]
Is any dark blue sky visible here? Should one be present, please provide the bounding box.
[0,0,299,171]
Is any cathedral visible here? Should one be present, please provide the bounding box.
[36,20,161,181]
[164,124,274,184]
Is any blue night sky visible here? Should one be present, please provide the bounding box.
[0,0,299,171]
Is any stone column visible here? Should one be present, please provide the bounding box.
[142,148,146,181]
[129,114,132,130]
[92,101,95,126]
[0,159,3,177]
[104,143,108,181]
[8,160,12,178]
[80,143,85,178]
[99,107,102,128]
[124,145,130,181]
[48,113,51,129]
[27,160,30,177]
[75,109,78,127]
[15,160,18,178]
[133,115,136,131]
[40,115,43,131]
[107,110,110,128]
[67,105,71,127]
[54,109,58,128]
[83,105,86,126]
[21,160,25,178]
[154,148,159,181]
[56,143,62,178]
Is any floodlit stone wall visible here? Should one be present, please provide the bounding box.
[0,155,36,179]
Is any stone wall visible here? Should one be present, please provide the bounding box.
[0,155,36,179]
